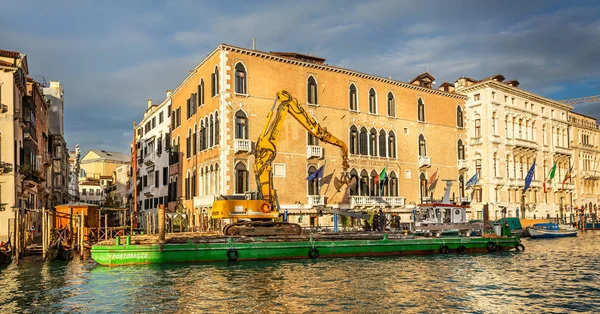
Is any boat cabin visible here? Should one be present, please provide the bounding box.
[417,203,468,224]
[531,223,559,231]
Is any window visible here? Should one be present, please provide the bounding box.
[474,94,480,101]
[369,128,377,156]
[378,130,387,157]
[273,163,286,177]
[417,98,425,122]
[82,189,86,195]
[209,115,214,147]
[349,126,359,154]
[360,170,369,196]
[235,63,247,94]
[215,112,220,145]
[511,97,515,105]
[159,112,164,124]
[359,127,368,155]
[418,134,426,157]
[506,155,510,178]
[458,175,464,198]
[234,162,248,194]
[193,125,198,154]
[457,106,464,127]
[475,159,481,177]
[211,66,219,97]
[235,111,248,139]
[198,79,205,107]
[163,167,168,186]
[388,131,396,158]
[307,76,318,105]
[349,169,359,196]
[492,112,497,135]
[493,153,498,177]
[349,84,358,111]
[504,95,508,103]
[368,88,377,114]
[474,119,481,137]
[388,172,398,197]
[387,92,395,117]
[155,170,159,188]
[492,91,496,100]
[307,132,319,146]
[186,129,191,157]
[420,172,428,200]
[457,140,465,160]
[307,166,320,195]
[370,170,379,196]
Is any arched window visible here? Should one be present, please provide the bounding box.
[349,169,359,196]
[493,152,498,177]
[203,117,208,150]
[235,110,248,139]
[457,106,464,127]
[457,139,465,160]
[389,171,398,197]
[387,92,395,117]
[419,134,427,157]
[492,112,497,135]
[307,76,318,105]
[192,168,197,197]
[506,155,510,179]
[418,98,425,122]
[349,126,359,154]
[359,127,368,155]
[388,131,396,158]
[209,114,214,147]
[214,112,220,145]
[420,172,428,200]
[458,175,465,198]
[199,121,205,151]
[349,84,357,111]
[186,128,192,157]
[378,130,387,157]
[307,166,319,195]
[235,63,247,94]
[198,78,205,107]
[474,118,481,137]
[370,170,379,196]
[211,66,219,97]
[193,125,198,154]
[368,88,377,114]
[307,132,319,146]
[369,128,377,156]
[360,170,369,196]
[234,162,248,194]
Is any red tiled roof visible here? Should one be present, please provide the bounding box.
[0,49,21,58]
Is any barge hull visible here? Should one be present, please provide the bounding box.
[91,235,522,266]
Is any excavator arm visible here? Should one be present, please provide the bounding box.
[254,90,352,209]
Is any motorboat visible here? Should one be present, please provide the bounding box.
[527,223,577,239]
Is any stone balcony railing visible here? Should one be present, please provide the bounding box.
[307,195,326,206]
[554,146,572,155]
[306,145,323,159]
[419,156,431,168]
[514,138,538,150]
[458,159,469,170]
[193,195,217,207]
[350,196,405,207]
[234,139,251,153]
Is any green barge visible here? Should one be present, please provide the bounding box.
[91,232,524,266]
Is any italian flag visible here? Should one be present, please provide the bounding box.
[544,162,557,193]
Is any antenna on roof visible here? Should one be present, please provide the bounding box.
[426,64,429,73]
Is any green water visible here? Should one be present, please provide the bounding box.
[1,232,599,313]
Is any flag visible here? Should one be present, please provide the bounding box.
[548,162,557,180]
[427,169,439,191]
[321,171,334,186]
[307,164,325,181]
[465,173,478,188]
[379,167,387,196]
[523,159,536,193]
[562,163,573,188]
[373,173,380,185]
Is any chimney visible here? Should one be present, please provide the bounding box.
[252,38,256,50]
[166,89,172,98]
[147,99,152,108]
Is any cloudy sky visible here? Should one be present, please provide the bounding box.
[1,0,599,155]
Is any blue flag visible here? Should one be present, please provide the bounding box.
[307,165,325,181]
[465,173,478,188]
[523,159,536,193]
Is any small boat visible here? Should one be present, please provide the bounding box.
[0,241,12,264]
[527,223,578,239]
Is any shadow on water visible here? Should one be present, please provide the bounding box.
[1,231,600,313]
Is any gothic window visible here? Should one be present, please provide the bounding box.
[389,171,398,197]
[199,121,205,151]
[388,131,396,158]
[307,76,318,105]
[457,139,465,160]
[209,115,214,147]
[198,78,204,107]
[378,130,387,157]
[203,117,208,150]
[369,88,377,114]
[370,170,379,196]
[457,106,464,127]
[458,175,465,198]
[420,172,428,200]
[419,134,427,157]
[211,66,219,97]
[417,98,425,122]
[215,112,220,145]
[369,128,377,156]
[307,132,319,146]
[349,169,359,196]
[360,170,370,196]
[349,126,359,154]
[193,125,198,154]
[349,84,357,111]
[235,110,248,139]
[387,92,395,117]
[234,162,248,194]
[307,166,320,195]
[235,63,247,94]
[186,128,191,157]
[359,127,368,155]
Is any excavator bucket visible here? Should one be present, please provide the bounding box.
[334,175,357,192]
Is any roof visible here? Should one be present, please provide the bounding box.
[0,49,21,58]
[409,72,435,84]
[0,60,15,67]
[89,150,130,162]
[270,51,326,64]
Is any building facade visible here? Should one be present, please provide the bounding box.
[569,112,600,210]
[43,81,69,206]
[79,150,130,182]
[455,75,574,220]
[167,44,466,228]
[134,93,172,214]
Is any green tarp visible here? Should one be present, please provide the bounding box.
[496,217,523,230]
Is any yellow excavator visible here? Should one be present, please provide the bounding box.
[212,90,355,236]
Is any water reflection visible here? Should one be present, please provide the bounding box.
[1,232,599,313]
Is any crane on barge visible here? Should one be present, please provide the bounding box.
[212,90,355,236]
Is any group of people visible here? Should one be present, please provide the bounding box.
[363,209,401,232]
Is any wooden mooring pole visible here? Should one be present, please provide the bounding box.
[158,204,165,246]
[80,212,85,260]
[69,207,74,248]
[42,207,47,261]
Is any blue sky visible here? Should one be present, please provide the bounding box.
[1,0,599,155]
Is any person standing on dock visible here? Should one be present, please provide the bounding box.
[373,212,380,232]
[379,208,385,232]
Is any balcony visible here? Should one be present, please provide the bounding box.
[350,196,405,207]
[471,137,482,145]
[194,195,217,207]
[234,139,251,153]
[307,195,326,206]
[459,196,471,204]
[514,138,538,150]
[458,159,469,170]
[554,146,572,156]
[419,156,431,168]
[507,178,518,187]
[306,145,323,159]
[144,152,156,169]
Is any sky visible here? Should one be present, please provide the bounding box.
[1,0,599,155]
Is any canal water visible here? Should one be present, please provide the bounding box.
[1,232,599,313]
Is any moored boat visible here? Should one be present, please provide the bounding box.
[527,223,577,238]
